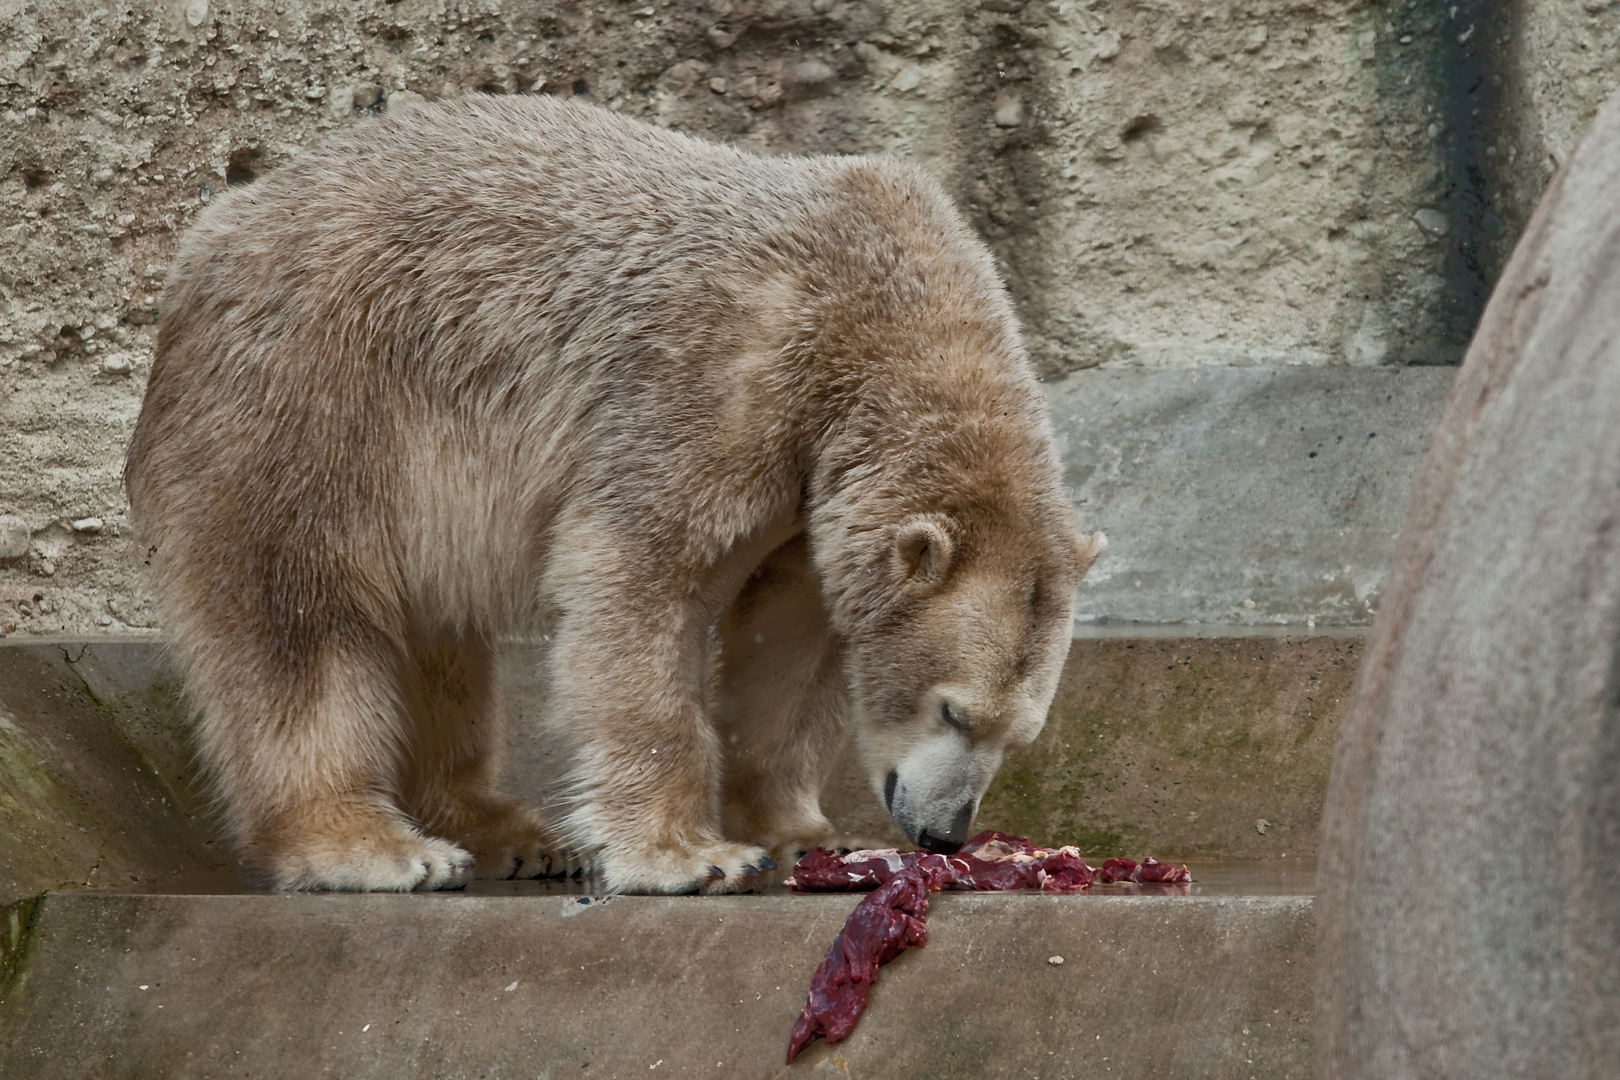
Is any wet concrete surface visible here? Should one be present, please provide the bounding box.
[1048,367,1454,628]
[823,636,1360,862]
[113,858,1318,900]
[0,885,1314,1080]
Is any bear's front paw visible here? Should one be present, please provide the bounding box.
[601,840,776,895]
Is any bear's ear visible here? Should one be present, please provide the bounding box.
[1072,529,1107,578]
[892,514,956,592]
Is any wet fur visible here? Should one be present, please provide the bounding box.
[125,95,1101,894]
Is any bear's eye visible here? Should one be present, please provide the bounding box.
[940,700,968,732]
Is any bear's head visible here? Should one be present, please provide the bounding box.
[812,402,1105,853]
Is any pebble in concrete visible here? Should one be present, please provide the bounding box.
[1412,207,1450,236]
[994,91,1025,127]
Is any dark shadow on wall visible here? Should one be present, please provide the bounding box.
[1384,0,1514,365]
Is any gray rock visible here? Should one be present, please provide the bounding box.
[1318,86,1620,1080]
[326,84,354,117]
[0,516,28,560]
[1412,207,1449,236]
[783,59,836,95]
[993,91,1025,127]
[71,517,103,535]
[385,89,424,113]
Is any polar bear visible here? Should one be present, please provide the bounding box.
[125,95,1104,894]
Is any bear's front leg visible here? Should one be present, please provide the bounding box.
[549,573,773,894]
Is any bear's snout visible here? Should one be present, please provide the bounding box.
[916,799,976,854]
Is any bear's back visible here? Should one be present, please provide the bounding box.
[168,96,838,328]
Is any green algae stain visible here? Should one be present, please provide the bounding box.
[0,894,40,1000]
[0,711,59,813]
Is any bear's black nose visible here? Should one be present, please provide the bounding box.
[884,770,898,813]
[917,830,963,855]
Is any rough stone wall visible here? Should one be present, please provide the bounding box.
[1502,0,1620,227]
[0,0,1615,636]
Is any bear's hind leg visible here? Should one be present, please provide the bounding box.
[397,628,564,879]
[183,624,474,892]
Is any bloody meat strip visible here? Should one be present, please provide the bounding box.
[785,865,935,1063]
[948,830,1098,892]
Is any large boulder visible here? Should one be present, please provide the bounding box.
[1316,87,1620,1078]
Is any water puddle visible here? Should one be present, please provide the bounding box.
[99,859,1314,898]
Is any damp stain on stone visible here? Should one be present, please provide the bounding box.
[0,894,42,1000]
[1379,0,1514,364]
[952,0,1062,378]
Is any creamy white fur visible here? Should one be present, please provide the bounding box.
[126,95,1102,893]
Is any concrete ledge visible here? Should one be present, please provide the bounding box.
[0,889,1313,1080]
[1046,366,1454,628]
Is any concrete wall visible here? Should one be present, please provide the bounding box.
[0,0,1614,636]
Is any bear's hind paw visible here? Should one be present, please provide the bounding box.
[264,832,473,892]
[602,841,774,895]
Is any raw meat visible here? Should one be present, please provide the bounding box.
[1097,856,1192,884]
[786,846,956,892]
[786,830,1111,894]
[785,832,1192,1062]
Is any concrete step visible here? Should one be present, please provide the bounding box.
[0,633,1359,905]
[1044,366,1455,628]
[0,883,1314,1080]
[4,363,1450,640]
[0,633,1336,1077]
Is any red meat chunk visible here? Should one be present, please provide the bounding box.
[785,831,1106,895]
[1134,857,1192,883]
[1097,856,1192,884]
[785,865,934,1063]
[948,830,1097,892]
[784,833,1191,1063]
[786,847,956,892]
[1098,857,1139,883]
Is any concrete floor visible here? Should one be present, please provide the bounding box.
[1,887,1313,1080]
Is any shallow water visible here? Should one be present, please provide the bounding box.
[108,858,1315,898]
